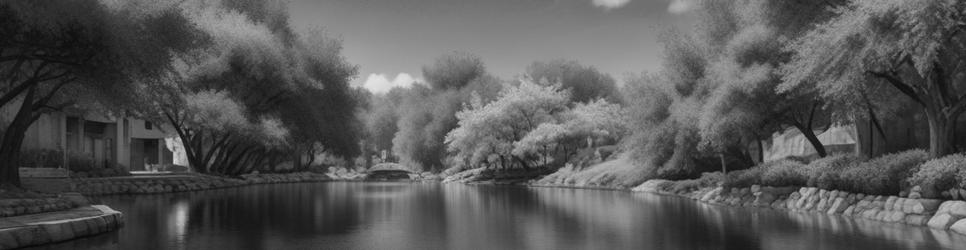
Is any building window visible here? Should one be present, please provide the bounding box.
[144,121,153,130]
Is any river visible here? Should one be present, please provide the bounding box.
[27,182,966,249]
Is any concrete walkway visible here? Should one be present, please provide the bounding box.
[0,205,123,249]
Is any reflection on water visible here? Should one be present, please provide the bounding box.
[25,182,966,250]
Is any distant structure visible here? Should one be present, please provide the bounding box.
[366,163,413,180]
[5,107,182,173]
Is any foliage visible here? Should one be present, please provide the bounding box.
[131,0,362,175]
[526,59,620,103]
[19,149,63,168]
[422,51,486,91]
[533,156,652,188]
[798,154,863,190]
[390,54,502,171]
[758,159,807,187]
[446,80,571,169]
[0,0,207,185]
[782,0,966,158]
[723,167,763,189]
[446,78,626,171]
[907,153,966,192]
[693,0,841,157]
[840,149,928,195]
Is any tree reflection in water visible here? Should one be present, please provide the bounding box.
[25,183,966,250]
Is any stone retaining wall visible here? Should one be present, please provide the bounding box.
[0,193,89,218]
[634,179,966,236]
[0,198,76,218]
[74,172,329,195]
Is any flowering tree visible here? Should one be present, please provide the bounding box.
[447,80,625,170]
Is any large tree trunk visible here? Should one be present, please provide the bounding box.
[0,88,40,187]
[925,109,956,158]
[795,125,827,158]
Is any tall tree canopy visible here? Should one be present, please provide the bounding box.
[694,0,844,159]
[783,0,966,158]
[391,52,502,171]
[526,59,621,103]
[0,0,204,186]
[146,0,360,175]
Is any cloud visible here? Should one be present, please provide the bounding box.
[363,73,419,93]
[667,0,695,14]
[591,0,630,10]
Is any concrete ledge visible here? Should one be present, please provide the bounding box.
[0,205,123,249]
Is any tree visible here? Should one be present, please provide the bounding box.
[148,0,359,175]
[446,80,571,170]
[526,59,621,103]
[693,0,844,159]
[392,52,502,171]
[364,88,407,159]
[512,99,626,166]
[422,51,486,90]
[0,0,204,186]
[783,0,966,158]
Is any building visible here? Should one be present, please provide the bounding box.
[17,108,177,173]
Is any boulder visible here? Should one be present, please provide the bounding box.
[884,211,906,223]
[885,196,898,211]
[843,205,856,216]
[950,219,966,235]
[905,199,943,214]
[943,201,966,217]
[861,209,879,219]
[816,197,830,212]
[892,198,906,211]
[803,195,820,211]
[928,213,963,229]
[828,197,849,214]
[905,214,931,226]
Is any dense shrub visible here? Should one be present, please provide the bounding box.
[908,153,966,193]
[840,150,928,195]
[19,149,63,168]
[758,159,807,187]
[723,167,763,188]
[668,171,725,193]
[799,154,863,190]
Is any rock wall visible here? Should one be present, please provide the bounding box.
[635,179,966,235]
[74,172,329,195]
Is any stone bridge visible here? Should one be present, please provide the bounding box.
[366,163,414,180]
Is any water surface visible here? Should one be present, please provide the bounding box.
[27,182,966,249]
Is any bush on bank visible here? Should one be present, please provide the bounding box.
[907,153,966,195]
[841,150,928,195]
[677,150,949,196]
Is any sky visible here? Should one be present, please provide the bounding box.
[287,0,695,93]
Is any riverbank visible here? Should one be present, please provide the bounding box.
[74,172,330,196]
[631,179,966,236]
